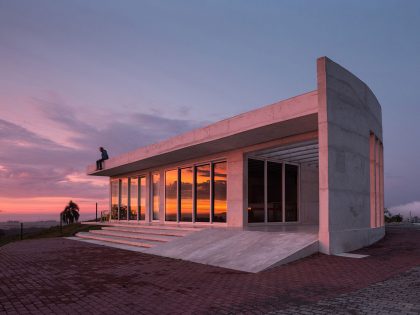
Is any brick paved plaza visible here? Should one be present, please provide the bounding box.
[0,225,419,314]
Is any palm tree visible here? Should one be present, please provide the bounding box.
[61,200,80,224]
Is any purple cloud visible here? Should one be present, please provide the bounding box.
[0,99,207,202]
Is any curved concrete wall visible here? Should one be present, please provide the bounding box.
[317,57,385,254]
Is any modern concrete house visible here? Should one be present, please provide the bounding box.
[78,57,385,272]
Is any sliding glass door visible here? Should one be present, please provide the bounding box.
[248,159,265,223]
[129,177,138,220]
[285,164,298,222]
[267,161,283,222]
[162,161,227,223]
[180,167,193,222]
[195,164,211,222]
[248,158,299,223]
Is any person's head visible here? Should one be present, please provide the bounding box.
[99,147,104,152]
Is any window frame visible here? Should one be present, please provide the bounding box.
[246,156,301,225]
[162,158,228,224]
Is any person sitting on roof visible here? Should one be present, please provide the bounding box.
[96,147,109,170]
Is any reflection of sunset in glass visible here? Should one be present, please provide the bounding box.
[180,167,193,221]
[195,164,210,222]
[120,178,128,220]
[213,162,227,222]
[130,177,138,220]
[152,173,160,220]
[140,177,146,220]
[165,169,178,221]
[111,179,119,219]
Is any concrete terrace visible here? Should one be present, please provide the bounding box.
[72,222,319,273]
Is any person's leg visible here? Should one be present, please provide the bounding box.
[96,159,101,170]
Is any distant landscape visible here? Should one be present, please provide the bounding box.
[0,212,97,224]
[0,220,58,230]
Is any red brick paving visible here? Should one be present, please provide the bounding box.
[0,225,419,314]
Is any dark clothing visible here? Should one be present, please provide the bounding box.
[96,159,105,170]
[96,149,109,170]
[101,150,109,160]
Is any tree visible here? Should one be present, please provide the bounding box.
[392,214,403,222]
[61,200,80,224]
[384,208,392,223]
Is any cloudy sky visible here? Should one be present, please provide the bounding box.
[0,0,419,221]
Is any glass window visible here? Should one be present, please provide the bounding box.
[267,162,282,222]
[165,169,178,221]
[152,172,160,220]
[195,164,210,222]
[139,176,146,220]
[111,179,119,220]
[213,162,227,223]
[120,178,128,220]
[129,177,138,220]
[285,164,298,222]
[248,159,265,223]
[180,167,193,222]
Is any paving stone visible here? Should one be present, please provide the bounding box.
[0,225,419,314]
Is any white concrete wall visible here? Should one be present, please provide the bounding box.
[300,165,319,225]
[226,151,246,227]
[317,57,385,254]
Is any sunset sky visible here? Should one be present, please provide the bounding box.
[1,0,419,221]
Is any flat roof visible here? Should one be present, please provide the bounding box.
[87,90,319,177]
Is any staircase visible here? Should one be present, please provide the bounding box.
[75,223,203,250]
[71,223,319,273]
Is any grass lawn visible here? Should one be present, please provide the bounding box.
[0,223,103,247]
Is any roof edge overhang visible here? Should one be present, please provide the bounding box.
[87,90,318,177]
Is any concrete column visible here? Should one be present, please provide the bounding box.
[300,165,319,224]
[317,57,330,253]
[226,150,246,228]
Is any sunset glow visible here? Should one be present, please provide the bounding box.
[1,0,420,223]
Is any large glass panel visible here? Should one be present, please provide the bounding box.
[267,162,282,222]
[180,167,193,222]
[111,180,119,220]
[248,159,265,223]
[285,164,298,222]
[165,169,178,221]
[152,173,160,220]
[213,162,227,223]
[195,164,210,222]
[129,177,138,220]
[120,178,128,220]
[139,176,146,220]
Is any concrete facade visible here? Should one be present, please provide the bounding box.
[317,57,384,254]
[87,57,385,255]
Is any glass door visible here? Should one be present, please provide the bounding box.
[248,158,298,223]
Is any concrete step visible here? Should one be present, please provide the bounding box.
[90,229,174,242]
[101,226,190,237]
[75,232,161,248]
[104,223,205,232]
[67,237,150,253]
